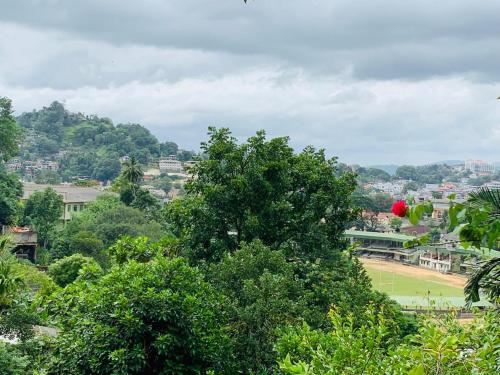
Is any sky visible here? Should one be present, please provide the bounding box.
[1,0,499,165]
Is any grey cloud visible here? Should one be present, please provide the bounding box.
[1,1,499,165]
[1,1,500,81]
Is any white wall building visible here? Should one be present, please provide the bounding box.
[465,159,495,174]
[159,155,183,173]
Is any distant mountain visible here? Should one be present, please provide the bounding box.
[369,164,399,175]
[431,160,463,166]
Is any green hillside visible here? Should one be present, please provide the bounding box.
[15,102,194,181]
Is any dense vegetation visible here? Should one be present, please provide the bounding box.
[1,97,499,374]
[15,101,195,182]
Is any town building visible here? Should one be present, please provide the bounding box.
[159,155,183,173]
[22,183,111,221]
[419,249,457,273]
[1,226,37,262]
[465,159,495,175]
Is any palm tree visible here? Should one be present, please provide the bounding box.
[122,156,143,185]
[121,156,144,198]
[462,187,500,306]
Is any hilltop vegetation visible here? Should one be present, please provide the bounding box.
[15,102,195,181]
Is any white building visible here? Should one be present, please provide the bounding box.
[419,251,452,272]
[159,155,182,173]
[465,159,495,174]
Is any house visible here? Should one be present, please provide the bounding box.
[22,183,111,221]
[1,226,37,262]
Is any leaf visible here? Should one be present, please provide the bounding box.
[408,364,425,375]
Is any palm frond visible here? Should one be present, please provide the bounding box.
[464,257,500,306]
[468,187,500,213]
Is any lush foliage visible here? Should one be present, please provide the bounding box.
[395,164,456,184]
[22,187,64,247]
[277,308,499,375]
[0,97,23,162]
[0,165,23,226]
[16,101,195,182]
[46,256,235,374]
[52,195,165,261]
[164,127,357,263]
[208,240,305,372]
[47,253,102,287]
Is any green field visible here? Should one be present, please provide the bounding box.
[363,265,466,308]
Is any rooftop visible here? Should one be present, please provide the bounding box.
[343,230,416,243]
[22,183,109,203]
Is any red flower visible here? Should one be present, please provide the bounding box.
[391,200,407,217]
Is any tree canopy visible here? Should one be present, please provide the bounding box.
[164,127,357,263]
[0,97,23,162]
[47,256,235,374]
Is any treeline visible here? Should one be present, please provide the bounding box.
[15,101,195,181]
[353,163,474,185]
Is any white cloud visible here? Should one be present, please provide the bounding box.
[3,68,499,164]
[1,1,499,164]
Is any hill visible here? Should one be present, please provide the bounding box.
[369,164,399,175]
[15,102,194,181]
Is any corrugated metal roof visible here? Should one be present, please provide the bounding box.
[343,230,416,243]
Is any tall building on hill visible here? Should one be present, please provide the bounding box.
[465,159,495,174]
[159,155,183,173]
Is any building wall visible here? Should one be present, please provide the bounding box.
[62,202,86,221]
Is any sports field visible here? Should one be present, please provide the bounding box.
[360,258,468,307]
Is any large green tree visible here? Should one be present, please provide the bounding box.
[0,97,22,162]
[164,127,357,263]
[208,240,305,373]
[23,188,64,248]
[0,165,22,226]
[47,256,235,374]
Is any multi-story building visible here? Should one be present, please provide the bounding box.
[419,250,457,273]
[465,159,495,174]
[159,155,183,173]
[22,183,111,221]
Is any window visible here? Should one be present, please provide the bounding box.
[73,205,78,212]
[67,205,71,212]
[80,204,84,210]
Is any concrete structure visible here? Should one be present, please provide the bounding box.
[465,159,495,174]
[22,183,110,221]
[419,250,455,272]
[343,230,421,264]
[1,226,37,262]
[159,155,182,173]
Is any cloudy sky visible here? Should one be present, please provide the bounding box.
[1,0,499,164]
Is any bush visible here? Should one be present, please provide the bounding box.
[47,254,102,287]
[0,342,29,375]
[209,241,305,373]
[47,256,235,374]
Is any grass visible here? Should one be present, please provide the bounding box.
[363,263,466,307]
[364,266,464,297]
